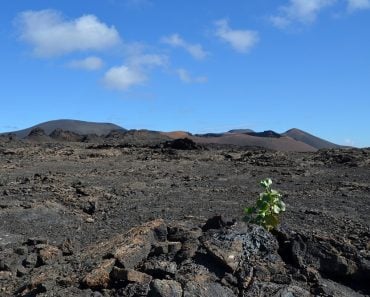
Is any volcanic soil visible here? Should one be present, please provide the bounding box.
[0,136,369,296]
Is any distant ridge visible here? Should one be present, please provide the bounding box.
[5,119,125,138]
[190,133,316,152]
[1,120,344,152]
[283,128,341,150]
[246,130,281,138]
[164,128,343,152]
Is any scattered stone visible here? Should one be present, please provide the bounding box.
[183,280,237,297]
[83,201,97,215]
[150,279,183,297]
[1,213,369,296]
[167,242,182,255]
[152,242,169,255]
[0,259,11,271]
[38,245,62,265]
[60,238,74,256]
[0,271,12,280]
[163,138,200,150]
[86,217,95,223]
[114,220,164,269]
[16,265,28,277]
[23,253,38,268]
[202,215,235,231]
[14,246,28,255]
[111,268,152,284]
[27,237,48,246]
[82,258,116,289]
[143,260,177,278]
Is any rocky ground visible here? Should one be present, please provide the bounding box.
[0,135,369,296]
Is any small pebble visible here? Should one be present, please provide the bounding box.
[86,217,95,223]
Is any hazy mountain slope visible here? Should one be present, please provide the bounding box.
[162,131,193,139]
[192,134,317,152]
[283,128,341,149]
[5,119,125,138]
[1,119,342,152]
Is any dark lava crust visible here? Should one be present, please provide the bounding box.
[0,138,369,296]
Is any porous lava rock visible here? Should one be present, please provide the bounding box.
[27,128,46,138]
[163,138,201,150]
[49,129,84,142]
[1,216,368,296]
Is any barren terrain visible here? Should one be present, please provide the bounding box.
[0,136,369,296]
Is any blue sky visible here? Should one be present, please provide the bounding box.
[1,0,369,147]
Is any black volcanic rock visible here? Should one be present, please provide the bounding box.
[28,127,47,137]
[4,217,367,296]
[163,138,200,150]
[49,129,84,142]
[105,129,127,139]
[105,129,171,147]
[0,137,369,296]
[25,127,53,142]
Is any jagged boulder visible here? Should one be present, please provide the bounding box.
[49,128,84,142]
[3,217,369,296]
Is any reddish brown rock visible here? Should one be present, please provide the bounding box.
[81,258,115,289]
[38,245,62,265]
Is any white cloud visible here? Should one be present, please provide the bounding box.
[347,0,370,11]
[270,16,292,29]
[103,53,167,90]
[270,0,337,28]
[16,10,120,57]
[161,34,208,60]
[103,66,146,90]
[214,19,259,53]
[177,68,208,84]
[67,56,104,71]
[128,53,168,68]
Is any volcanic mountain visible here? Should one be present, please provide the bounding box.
[1,119,344,152]
[283,128,341,150]
[5,119,125,139]
[190,132,317,152]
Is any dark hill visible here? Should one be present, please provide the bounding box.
[283,128,341,150]
[192,133,316,152]
[246,130,282,138]
[25,127,53,142]
[49,129,84,142]
[5,119,125,139]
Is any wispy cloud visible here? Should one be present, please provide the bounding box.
[347,0,370,11]
[67,56,104,71]
[161,34,209,60]
[16,10,120,57]
[214,19,259,53]
[103,66,146,90]
[270,0,337,28]
[128,53,168,68]
[103,52,168,90]
[344,138,355,146]
[176,68,208,84]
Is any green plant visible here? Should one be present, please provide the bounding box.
[244,178,286,231]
